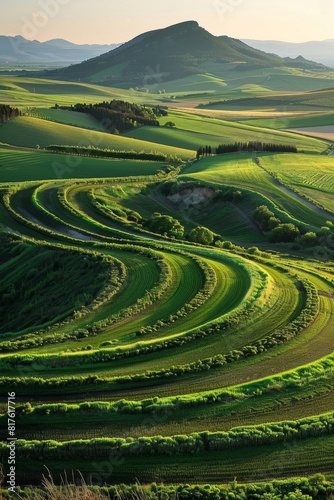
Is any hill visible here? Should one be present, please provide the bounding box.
[242,38,334,68]
[0,35,119,64]
[44,21,325,87]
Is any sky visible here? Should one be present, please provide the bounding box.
[1,0,334,45]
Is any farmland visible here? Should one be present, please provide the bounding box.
[0,71,334,498]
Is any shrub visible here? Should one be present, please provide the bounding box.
[269,223,300,243]
[188,226,215,245]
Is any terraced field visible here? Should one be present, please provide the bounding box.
[0,91,333,495]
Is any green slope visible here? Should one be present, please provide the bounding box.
[0,116,194,158]
[123,110,329,153]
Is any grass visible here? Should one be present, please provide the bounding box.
[0,235,111,336]
[182,153,333,231]
[0,76,166,107]
[28,108,109,131]
[259,154,334,213]
[0,116,194,159]
[199,87,334,111]
[144,110,329,154]
[240,110,334,129]
[0,148,166,182]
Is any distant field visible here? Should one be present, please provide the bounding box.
[147,73,228,93]
[200,62,334,92]
[200,88,334,111]
[174,107,320,122]
[0,76,165,107]
[287,125,334,141]
[130,110,329,153]
[0,116,194,159]
[146,64,334,99]
[240,111,334,129]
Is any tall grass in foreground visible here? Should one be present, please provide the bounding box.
[0,467,159,499]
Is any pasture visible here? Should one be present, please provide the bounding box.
[0,73,334,495]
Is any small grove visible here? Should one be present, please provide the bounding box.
[57,100,168,133]
[253,204,333,246]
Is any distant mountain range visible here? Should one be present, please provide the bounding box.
[242,39,334,68]
[44,21,326,87]
[0,36,120,64]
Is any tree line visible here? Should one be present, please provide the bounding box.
[196,142,297,158]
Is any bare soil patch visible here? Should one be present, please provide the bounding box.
[288,125,334,141]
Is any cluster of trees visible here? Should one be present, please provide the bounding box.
[142,212,185,237]
[58,100,167,133]
[253,205,325,246]
[0,104,20,123]
[216,142,298,154]
[253,205,300,243]
[4,414,333,460]
[196,145,212,159]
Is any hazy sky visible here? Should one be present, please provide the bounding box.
[1,0,334,44]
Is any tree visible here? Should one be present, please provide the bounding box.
[196,147,203,160]
[164,121,176,127]
[253,205,277,231]
[269,223,300,243]
[298,232,318,248]
[144,213,184,237]
[189,226,215,245]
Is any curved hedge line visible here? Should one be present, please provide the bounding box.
[1,413,332,460]
[4,355,332,417]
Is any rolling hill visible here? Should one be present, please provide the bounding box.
[44,21,326,87]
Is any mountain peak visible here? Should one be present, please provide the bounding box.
[44,21,323,86]
[166,20,199,30]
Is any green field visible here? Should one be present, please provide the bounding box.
[240,110,334,129]
[0,116,194,159]
[123,109,329,154]
[0,148,165,182]
[0,73,334,497]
